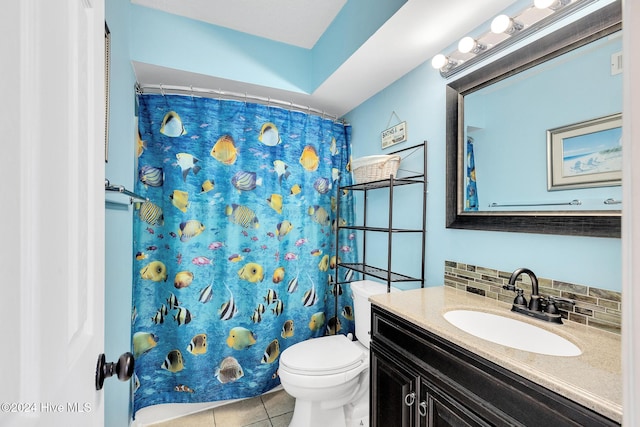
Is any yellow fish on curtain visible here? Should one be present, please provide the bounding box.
[131,94,357,415]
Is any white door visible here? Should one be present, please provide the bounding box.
[0,0,106,426]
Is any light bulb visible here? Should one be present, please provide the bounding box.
[458,37,475,53]
[431,54,459,72]
[491,14,523,35]
[458,36,486,54]
[491,15,510,33]
[431,54,447,70]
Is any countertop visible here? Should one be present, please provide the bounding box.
[369,286,622,423]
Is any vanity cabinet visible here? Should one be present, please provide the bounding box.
[372,348,487,427]
[370,305,620,427]
[335,141,427,292]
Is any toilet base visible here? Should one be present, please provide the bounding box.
[345,398,369,427]
[344,384,369,427]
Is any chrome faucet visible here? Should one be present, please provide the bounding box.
[503,267,575,324]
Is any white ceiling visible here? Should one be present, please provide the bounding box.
[132,0,348,49]
[132,0,517,117]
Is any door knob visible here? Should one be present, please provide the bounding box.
[95,352,134,390]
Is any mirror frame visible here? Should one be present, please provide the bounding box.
[445,0,622,238]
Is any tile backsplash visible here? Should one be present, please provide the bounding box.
[444,260,621,334]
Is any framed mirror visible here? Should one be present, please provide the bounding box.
[445,0,621,238]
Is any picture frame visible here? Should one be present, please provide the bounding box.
[105,22,111,163]
[547,113,622,191]
[381,121,407,149]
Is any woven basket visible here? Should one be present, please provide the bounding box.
[352,155,401,184]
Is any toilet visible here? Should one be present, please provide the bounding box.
[278,280,398,427]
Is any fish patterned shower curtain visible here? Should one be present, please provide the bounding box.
[131,94,358,415]
[466,136,478,211]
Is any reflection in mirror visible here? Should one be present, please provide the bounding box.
[463,31,622,212]
[445,0,621,237]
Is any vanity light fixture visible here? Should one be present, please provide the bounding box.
[431,0,593,78]
[458,36,487,54]
[491,14,524,35]
[431,54,459,72]
[534,0,571,10]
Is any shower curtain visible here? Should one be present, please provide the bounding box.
[130,94,358,415]
[466,136,478,211]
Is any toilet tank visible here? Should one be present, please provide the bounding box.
[351,280,399,349]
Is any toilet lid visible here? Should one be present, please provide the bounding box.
[280,334,366,376]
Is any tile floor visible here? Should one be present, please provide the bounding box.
[150,389,295,427]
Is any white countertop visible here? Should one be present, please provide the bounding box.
[369,286,622,423]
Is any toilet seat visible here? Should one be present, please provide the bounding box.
[280,334,366,376]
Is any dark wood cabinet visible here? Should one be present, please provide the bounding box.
[371,305,620,427]
[419,380,491,427]
[371,347,418,427]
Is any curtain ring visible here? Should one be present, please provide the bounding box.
[160,84,165,96]
[190,85,194,99]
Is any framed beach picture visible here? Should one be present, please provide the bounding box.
[547,113,622,190]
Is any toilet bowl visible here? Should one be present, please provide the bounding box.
[279,334,369,427]
[278,280,398,427]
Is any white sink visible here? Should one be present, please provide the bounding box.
[443,310,582,357]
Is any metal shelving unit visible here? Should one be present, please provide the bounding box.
[335,141,427,293]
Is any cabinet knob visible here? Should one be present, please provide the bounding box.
[419,401,428,417]
[404,392,416,406]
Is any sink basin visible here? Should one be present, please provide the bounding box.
[443,310,581,357]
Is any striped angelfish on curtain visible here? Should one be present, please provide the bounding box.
[130,94,358,415]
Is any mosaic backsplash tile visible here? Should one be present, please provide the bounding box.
[444,260,621,334]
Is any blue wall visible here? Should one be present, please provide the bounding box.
[105,1,137,426]
[129,4,313,93]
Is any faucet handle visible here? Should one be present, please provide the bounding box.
[544,296,575,314]
[513,288,527,306]
[548,296,576,305]
[503,285,527,306]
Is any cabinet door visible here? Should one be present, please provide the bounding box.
[371,349,419,427]
[419,380,492,427]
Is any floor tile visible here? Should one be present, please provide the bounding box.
[262,390,295,418]
[147,390,294,427]
[269,411,293,427]
[213,396,269,427]
[241,420,272,427]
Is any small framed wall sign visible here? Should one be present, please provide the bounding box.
[381,121,407,149]
[547,113,622,190]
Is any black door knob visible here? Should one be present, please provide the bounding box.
[95,352,135,390]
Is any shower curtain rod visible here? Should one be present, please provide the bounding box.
[105,179,148,203]
[136,82,343,122]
